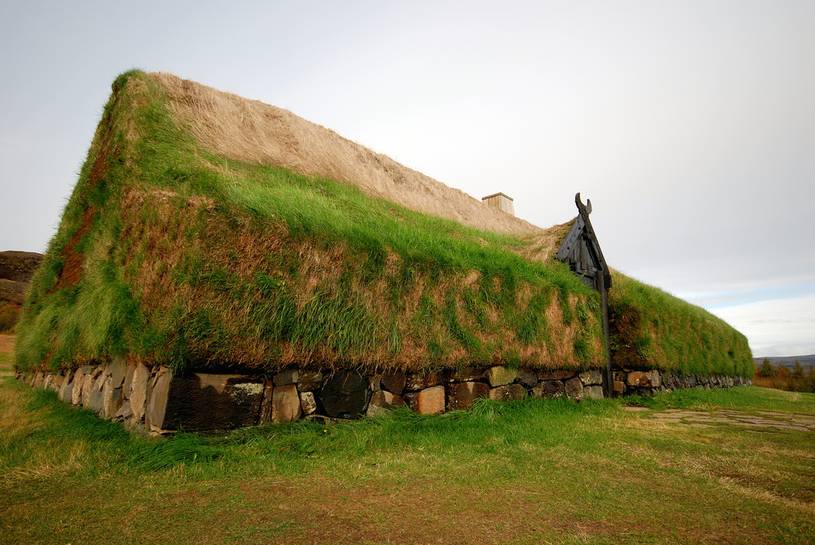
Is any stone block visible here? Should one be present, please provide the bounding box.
[487,366,517,387]
[565,377,583,399]
[145,367,172,430]
[123,362,136,399]
[71,368,88,405]
[405,372,444,391]
[129,363,150,422]
[320,370,370,419]
[612,380,626,395]
[102,378,124,419]
[627,370,661,388]
[114,400,133,421]
[89,383,106,414]
[367,389,405,416]
[538,369,576,381]
[272,384,302,423]
[58,371,74,403]
[489,383,527,401]
[626,371,644,387]
[94,368,108,389]
[382,390,404,407]
[297,370,324,392]
[366,392,388,417]
[109,358,127,389]
[299,391,317,415]
[411,385,445,415]
[579,370,603,386]
[516,368,538,387]
[531,380,565,398]
[381,372,407,394]
[273,368,299,386]
[81,368,102,408]
[584,385,604,399]
[47,374,64,393]
[448,367,485,383]
[446,381,490,410]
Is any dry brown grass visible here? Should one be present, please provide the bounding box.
[517,220,575,262]
[152,72,558,240]
[0,334,14,356]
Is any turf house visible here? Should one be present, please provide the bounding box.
[15,72,753,432]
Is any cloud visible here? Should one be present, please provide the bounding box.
[711,294,815,357]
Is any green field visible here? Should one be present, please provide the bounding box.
[1,335,813,544]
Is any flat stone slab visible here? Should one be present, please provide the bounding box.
[152,372,265,431]
[636,408,815,432]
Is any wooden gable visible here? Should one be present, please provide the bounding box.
[557,193,613,395]
[556,193,611,291]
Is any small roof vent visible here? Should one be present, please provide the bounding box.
[481,192,514,216]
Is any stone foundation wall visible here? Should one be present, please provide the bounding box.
[17,363,749,433]
[612,369,751,396]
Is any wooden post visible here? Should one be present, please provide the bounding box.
[596,273,613,397]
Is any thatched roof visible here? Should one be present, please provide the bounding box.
[153,73,576,263]
[154,73,545,238]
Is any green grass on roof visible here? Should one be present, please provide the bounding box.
[15,71,603,374]
[13,70,752,377]
[609,271,753,377]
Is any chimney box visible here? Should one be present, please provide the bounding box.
[481,192,515,216]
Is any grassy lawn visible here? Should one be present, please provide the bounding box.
[1,336,813,544]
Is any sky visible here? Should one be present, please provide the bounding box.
[0,0,813,357]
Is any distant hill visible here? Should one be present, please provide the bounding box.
[0,251,43,332]
[753,355,815,369]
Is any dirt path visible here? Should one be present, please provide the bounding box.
[0,334,14,355]
[626,405,815,432]
[0,334,14,378]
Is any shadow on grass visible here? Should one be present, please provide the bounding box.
[9,383,620,476]
[17,387,221,471]
[13,382,812,479]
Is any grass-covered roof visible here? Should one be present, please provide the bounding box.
[15,71,752,377]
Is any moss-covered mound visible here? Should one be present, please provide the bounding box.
[14,71,751,378]
[609,272,753,377]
